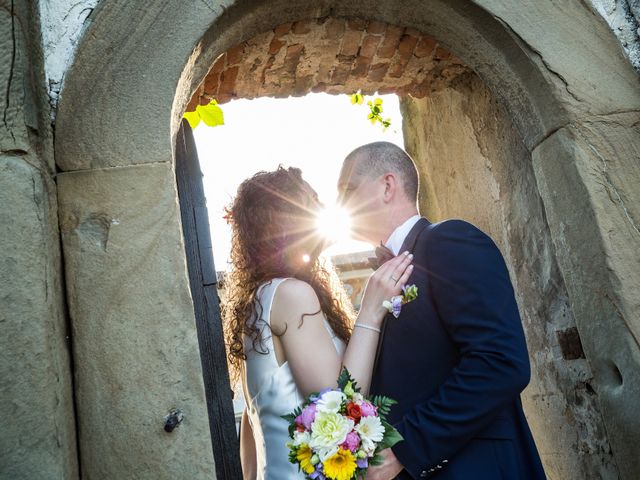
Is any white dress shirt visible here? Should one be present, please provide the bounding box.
[384,214,422,255]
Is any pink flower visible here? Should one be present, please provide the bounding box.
[359,401,377,417]
[296,403,317,430]
[341,431,361,452]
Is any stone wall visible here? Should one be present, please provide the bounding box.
[0,1,78,478]
[187,17,469,109]
[402,73,619,479]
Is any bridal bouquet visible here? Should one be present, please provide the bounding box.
[283,369,403,480]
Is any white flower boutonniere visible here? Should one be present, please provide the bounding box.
[382,284,418,318]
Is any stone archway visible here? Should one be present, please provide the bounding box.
[54,1,640,479]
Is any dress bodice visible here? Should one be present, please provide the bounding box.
[242,278,346,480]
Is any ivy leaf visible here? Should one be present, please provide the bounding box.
[351,92,364,105]
[197,101,225,127]
[183,110,201,129]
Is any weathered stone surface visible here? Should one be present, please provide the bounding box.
[532,114,640,480]
[0,157,78,479]
[57,162,216,479]
[590,0,640,70]
[401,74,619,479]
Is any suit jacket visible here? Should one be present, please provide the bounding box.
[370,218,546,479]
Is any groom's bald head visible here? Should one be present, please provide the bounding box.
[343,141,419,201]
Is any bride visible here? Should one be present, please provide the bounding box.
[223,166,413,479]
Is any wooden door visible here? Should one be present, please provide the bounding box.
[175,120,242,479]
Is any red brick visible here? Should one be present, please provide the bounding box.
[210,55,225,74]
[347,18,367,31]
[292,20,312,35]
[331,63,351,85]
[414,36,436,58]
[226,44,244,65]
[351,56,372,78]
[388,59,407,78]
[376,25,403,58]
[269,38,284,55]
[367,62,389,82]
[377,86,396,95]
[218,66,239,94]
[274,22,292,38]
[185,95,199,112]
[294,75,314,95]
[199,95,211,105]
[398,34,418,57]
[203,72,220,94]
[340,29,362,56]
[311,82,327,93]
[324,18,345,39]
[360,35,380,58]
[404,27,422,37]
[285,43,304,59]
[367,20,386,34]
[284,44,304,74]
[434,46,452,61]
[216,93,232,104]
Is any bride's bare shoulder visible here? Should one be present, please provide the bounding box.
[271,279,322,330]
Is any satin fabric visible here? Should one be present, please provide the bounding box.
[243,278,346,480]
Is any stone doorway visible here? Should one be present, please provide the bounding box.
[51,2,640,479]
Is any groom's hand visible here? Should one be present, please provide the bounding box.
[366,448,404,480]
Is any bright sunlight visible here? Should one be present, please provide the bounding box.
[192,92,404,270]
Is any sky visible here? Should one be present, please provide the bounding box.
[192,92,404,271]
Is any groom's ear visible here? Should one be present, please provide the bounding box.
[382,173,398,203]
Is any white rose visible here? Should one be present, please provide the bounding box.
[315,390,346,413]
[354,415,385,452]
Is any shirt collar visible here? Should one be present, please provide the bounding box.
[384,214,421,255]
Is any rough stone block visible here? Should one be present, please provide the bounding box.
[0,157,78,480]
[57,162,216,479]
[532,114,640,480]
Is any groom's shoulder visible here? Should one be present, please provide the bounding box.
[426,218,489,241]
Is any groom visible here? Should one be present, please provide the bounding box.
[338,142,546,479]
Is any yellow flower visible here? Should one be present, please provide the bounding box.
[323,448,357,480]
[296,444,315,475]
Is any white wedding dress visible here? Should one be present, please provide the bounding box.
[242,278,346,480]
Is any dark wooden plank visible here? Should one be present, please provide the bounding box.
[175,120,242,480]
[195,206,217,286]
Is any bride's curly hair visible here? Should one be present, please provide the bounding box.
[222,166,354,386]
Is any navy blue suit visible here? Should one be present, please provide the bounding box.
[370,218,545,479]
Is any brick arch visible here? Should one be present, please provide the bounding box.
[186,18,469,110]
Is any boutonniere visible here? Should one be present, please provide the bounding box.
[382,284,418,318]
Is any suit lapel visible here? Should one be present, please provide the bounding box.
[372,218,431,374]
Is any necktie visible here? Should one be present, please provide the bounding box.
[369,242,395,270]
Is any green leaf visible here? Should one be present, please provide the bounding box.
[369,453,385,466]
[377,421,404,450]
[183,110,201,129]
[197,101,224,127]
[351,92,364,105]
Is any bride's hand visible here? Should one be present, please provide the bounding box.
[359,251,414,322]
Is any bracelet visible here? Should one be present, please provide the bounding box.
[354,323,381,333]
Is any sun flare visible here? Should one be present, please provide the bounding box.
[316,204,353,245]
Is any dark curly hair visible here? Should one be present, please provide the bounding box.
[222,166,354,385]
